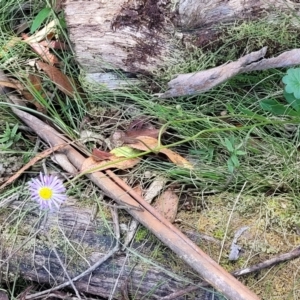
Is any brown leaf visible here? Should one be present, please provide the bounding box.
[22,74,46,113]
[81,155,140,173]
[0,144,66,191]
[0,80,21,89]
[31,42,59,64]
[124,128,160,140]
[125,136,194,169]
[40,40,69,50]
[37,61,75,97]
[153,189,179,223]
[92,148,112,161]
[22,33,59,64]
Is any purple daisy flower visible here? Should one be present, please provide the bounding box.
[28,173,67,210]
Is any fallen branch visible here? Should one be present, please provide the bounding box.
[0,72,259,300]
[159,47,300,98]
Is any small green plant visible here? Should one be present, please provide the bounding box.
[221,136,247,173]
[260,68,300,116]
[0,123,22,149]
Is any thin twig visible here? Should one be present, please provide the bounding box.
[231,246,300,276]
[161,284,209,300]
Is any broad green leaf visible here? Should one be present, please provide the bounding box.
[283,90,300,112]
[30,7,51,34]
[111,146,141,157]
[282,68,300,99]
[260,99,298,116]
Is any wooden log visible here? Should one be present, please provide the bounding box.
[63,0,300,86]
[0,202,213,299]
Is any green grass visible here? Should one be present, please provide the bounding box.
[1,0,300,299]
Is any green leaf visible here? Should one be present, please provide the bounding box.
[30,7,51,34]
[0,136,10,143]
[282,68,300,99]
[227,159,235,173]
[224,138,234,152]
[5,140,13,148]
[11,124,18,137]
[14,132,22,142]
[283,90,300,112]
[260,99,298,116]
[59,16,67,29]
[230,155,240,167]
[111,146,141,157]
[236,150,247,156]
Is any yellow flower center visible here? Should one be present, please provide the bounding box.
[38,187,53,200]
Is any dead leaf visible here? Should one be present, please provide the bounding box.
[30,41,59,64]
[153,189,179,223]
[0,80,21,89]
[81,155,140,173]
[37,61,75,96]
[22,33,59,64]
[40,40,69,50]
[22,74,46,113]
[92,148,112,161]
[124,128,160,140]
[0,144,67,191]
[125,136,194,169]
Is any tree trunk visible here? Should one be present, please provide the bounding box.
[0,202,214,299]
[64,0,300,85]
